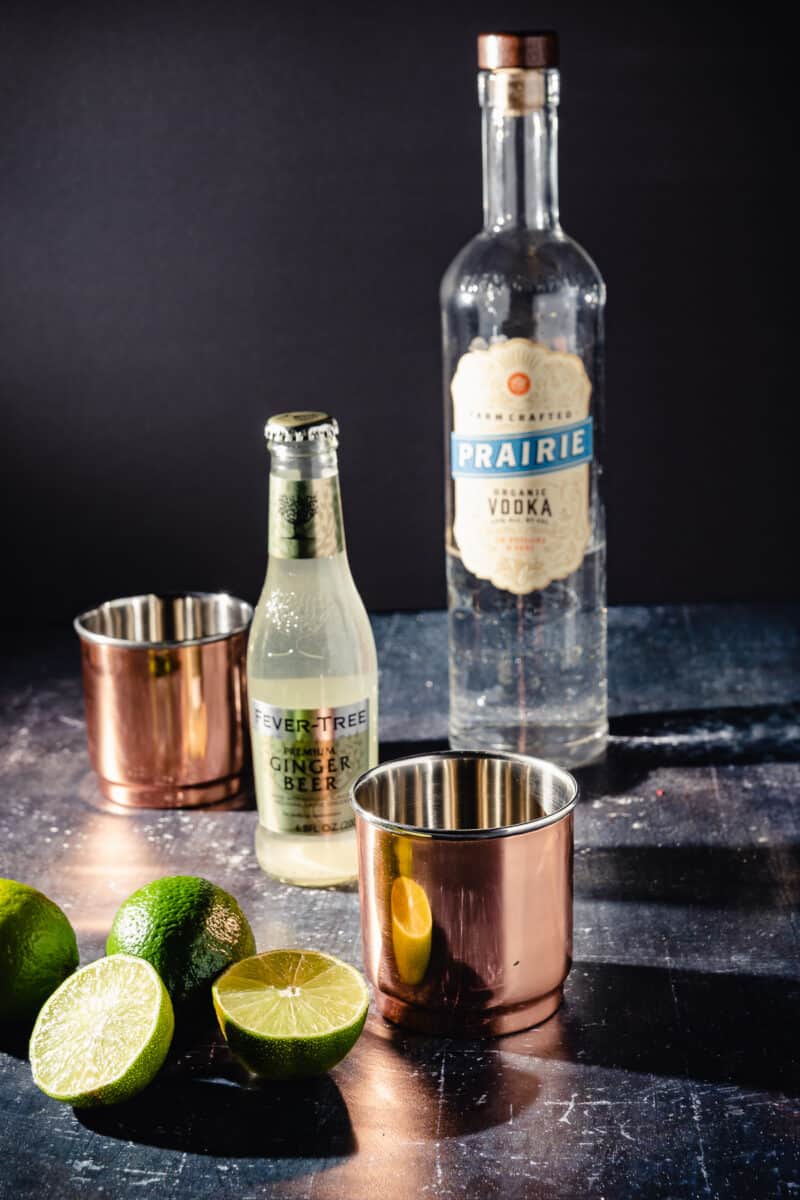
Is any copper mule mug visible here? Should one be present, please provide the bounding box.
[352,750,577,1036]
[75,592,252,808]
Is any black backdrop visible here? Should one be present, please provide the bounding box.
[0,1,793,624]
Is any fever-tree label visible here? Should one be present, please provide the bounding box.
[251,699,371,835]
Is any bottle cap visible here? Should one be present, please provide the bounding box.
[264,412,339,446]
[477,31,559,70]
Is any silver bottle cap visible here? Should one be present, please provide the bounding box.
[264,412,339,447]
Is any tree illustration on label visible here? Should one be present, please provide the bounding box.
[279,493,318,528]
[270,479,343,559]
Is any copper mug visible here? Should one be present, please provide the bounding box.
[352,750,577,1036]
[75,592,252,808]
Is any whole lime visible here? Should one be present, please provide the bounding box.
[106,875,256,1006]
[0,879,79,1022]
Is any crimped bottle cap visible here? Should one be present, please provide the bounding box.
[264,412,339,446]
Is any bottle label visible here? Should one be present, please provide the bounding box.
[269,476,344,559]
[450,337,593,595]
[251,697,370,835]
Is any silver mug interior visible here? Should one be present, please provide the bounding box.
[75,592,253,648]
[351,750,577,837]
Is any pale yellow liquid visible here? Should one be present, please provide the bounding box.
[247,553,378,887]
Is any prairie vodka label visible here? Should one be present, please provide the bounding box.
[450,338,593,595]
[251,697,370,835]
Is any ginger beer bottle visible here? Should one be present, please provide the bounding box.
[248,412,378,886]
[441,31,607,768]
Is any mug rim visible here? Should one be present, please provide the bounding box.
[74,591,253,650]
[351,749,578,840]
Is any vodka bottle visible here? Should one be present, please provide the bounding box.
[441,32,607,767]
[248,412,378,886]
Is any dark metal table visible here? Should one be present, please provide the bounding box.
[1,606,798,1199]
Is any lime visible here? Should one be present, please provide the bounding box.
[106,875,256,1005]
[30,954,174,1107]
[391,876,432,985]
[212,950,369,1080]
[0,879,79,1022]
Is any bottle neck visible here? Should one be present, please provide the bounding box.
[267,443,346,560]
[480,68,560,232]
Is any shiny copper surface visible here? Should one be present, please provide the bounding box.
[353,751,576,1037]
[75,593,251,808]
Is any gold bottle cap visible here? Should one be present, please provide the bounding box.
[264,412,339,446]
[477,31,559,71]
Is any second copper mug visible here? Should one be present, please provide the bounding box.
[75,592,252,808]
[352,750,577,1036]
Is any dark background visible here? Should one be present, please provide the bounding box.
[0,1,793,623]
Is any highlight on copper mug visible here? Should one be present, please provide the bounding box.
[351,750,577,1037]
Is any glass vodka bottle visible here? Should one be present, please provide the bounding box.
[441,31,607,768]
[247,412,378,886]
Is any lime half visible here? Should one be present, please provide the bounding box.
[30,954,174,1107]
[213,950,369,1080]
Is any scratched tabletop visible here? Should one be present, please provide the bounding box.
[1,605,798,1200]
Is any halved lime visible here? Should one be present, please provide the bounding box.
[213,950,369,1080]
[30,954,174,1107]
